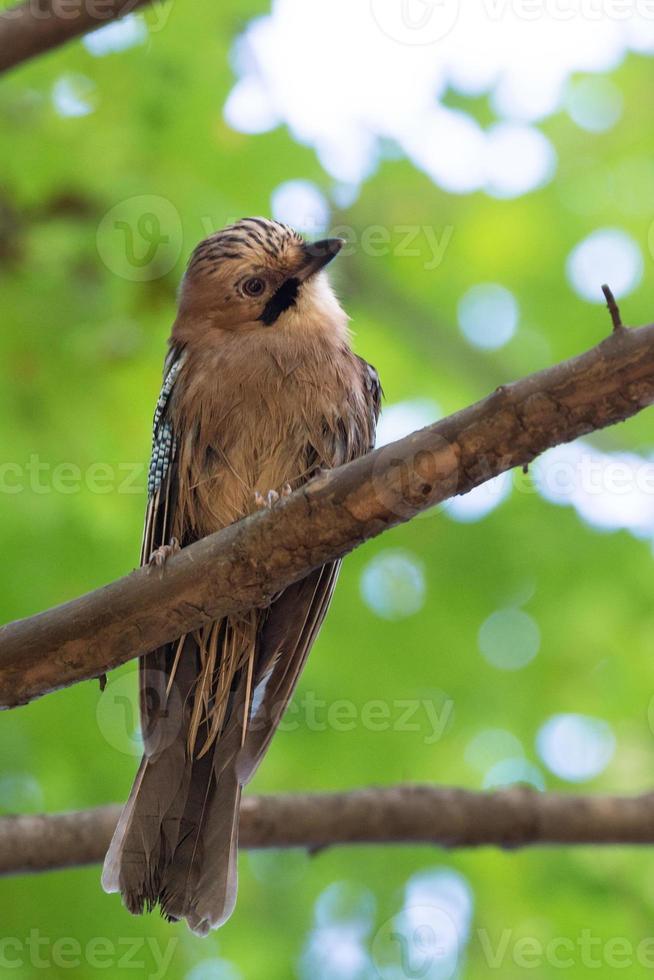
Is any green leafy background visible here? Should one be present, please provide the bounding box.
[1,2,654,977]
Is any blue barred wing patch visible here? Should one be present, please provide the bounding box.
[147,350,185,498]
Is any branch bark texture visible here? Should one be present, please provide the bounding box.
[2,786,654,876]
[0,0,153,74]
[1,321,654,708]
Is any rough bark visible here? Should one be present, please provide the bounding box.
[2,786,654,876]
[1,318,654,708]
[0,0,153,74]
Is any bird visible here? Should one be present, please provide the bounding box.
[102,217,382,936]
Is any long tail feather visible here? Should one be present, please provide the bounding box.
[103,622,252,934]
[104,563,339,933]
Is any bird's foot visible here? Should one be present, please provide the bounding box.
[253,484,293,511]
[149,537,180,571]
[254,489,280,510]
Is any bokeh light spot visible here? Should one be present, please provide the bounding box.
[534,441,654,538]
[405,869,474,936]
[186,961,243,980]
[52,75,96,118]
[457,283,518,350]
[0,773,44,814]
[483,758,546,791]
[444,471,512,523]
[372,868,473,980]
[223,76,280,134]
[566,228,643,302]
[484,123,557,198]
[478,608,540,670]
[83,15,147,56]
[300,882,374,980]
[375,399,441,449]
[565,76,622,133]
[360,550,426,620]
[465,728,525,772]
[315,881,376,931]
[270,179,330,235]
[536,713,616,782]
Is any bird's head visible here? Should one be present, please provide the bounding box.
[175,218,346,337]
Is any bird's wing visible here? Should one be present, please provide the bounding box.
[105,351,381,933]
[357,356,383,440]
[103,345,189,897]
[236,355,382,783]
[140,346,185,565]
[137,344,188,758]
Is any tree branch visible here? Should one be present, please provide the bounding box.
[2,319,654,708]
[2,786,654,876]
[0,0,153,74]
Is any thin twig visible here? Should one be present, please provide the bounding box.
[601,284,624,332]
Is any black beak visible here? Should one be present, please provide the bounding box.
[299,238,345,280]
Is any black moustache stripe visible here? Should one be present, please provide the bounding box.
[259,277,300,326]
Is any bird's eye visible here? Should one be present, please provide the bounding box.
[243,277,266,297]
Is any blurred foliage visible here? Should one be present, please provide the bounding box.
[2,1,654,978]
